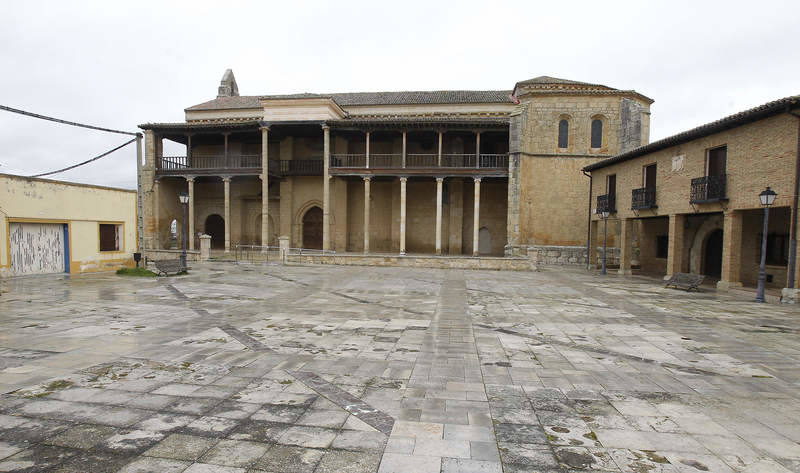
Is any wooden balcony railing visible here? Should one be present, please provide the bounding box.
[159,155,261,170]
[596,194,616,213]
[329,153,509,170]
[690,174,727,203]
[631,187,657,210]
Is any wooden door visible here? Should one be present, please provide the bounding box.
[302,207,323,250]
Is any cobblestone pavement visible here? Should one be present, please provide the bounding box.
[0,263,799,472]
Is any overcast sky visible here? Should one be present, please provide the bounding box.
[1,0,798,189]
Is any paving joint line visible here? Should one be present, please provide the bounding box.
[288,370,395,436]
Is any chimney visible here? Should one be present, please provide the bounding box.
[217,69,240,98]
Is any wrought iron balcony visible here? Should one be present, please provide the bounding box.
[631,187,657,210]
[328,153,509,170]
[596,194,616,213]
[690,174,727,204]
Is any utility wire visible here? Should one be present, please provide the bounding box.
[30,138,137,178]
[0,104,138,136]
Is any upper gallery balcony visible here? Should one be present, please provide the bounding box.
[329,153,509,176]
[156,155,323,176]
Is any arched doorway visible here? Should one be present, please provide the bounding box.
[302,207,323,249]
[703,229,723,278]
[205,214,225,249]
[479,227,492,255]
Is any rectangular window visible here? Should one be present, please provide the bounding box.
[761,233,789,266]
[656,235,669,259]
[643,164,657,190]
[707,146,727,176]
[99,224,122,252]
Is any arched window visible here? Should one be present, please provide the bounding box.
[591,119,603,148]
[558,120,569,149]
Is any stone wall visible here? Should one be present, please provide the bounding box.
[527,245,619,267]
[286,253,532,271]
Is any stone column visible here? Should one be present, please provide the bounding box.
[363,177,371,254]
[402,131,407,169]
[222,176,232,253]
[186,176,195,250]
[365,131,370,169]
[475,131,481,168]
[199,234,211,261]
[400,177,407,255]
[718,210,744,290]
[666,214,686,278]
[322,125,331,251]
[438,130,443,167]
[435,177,444,255]
[261,126,270,251]
[618,218,633,275]
[473,177,481,256]
[153,179,160,249]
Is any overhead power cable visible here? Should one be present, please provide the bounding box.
[30,138,137,178]
[0,104,138,136]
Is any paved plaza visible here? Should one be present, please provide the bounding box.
[0,263,798,472]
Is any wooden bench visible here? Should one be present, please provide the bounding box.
[152,259,187,277]
[664,272,704,291]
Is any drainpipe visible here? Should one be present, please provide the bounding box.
[787,109,800,289]
[583,170,593,270]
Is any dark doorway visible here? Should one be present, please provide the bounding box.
[703,229,723,278]
[205,214,225,249]
[302,206,323,249]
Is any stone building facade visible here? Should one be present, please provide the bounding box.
[584,96,800,295]
[139,70,651,260]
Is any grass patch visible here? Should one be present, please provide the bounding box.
[116,267,158,277]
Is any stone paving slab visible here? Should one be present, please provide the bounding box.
[0,263,798,472]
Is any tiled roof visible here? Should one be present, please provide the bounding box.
[514,75,613,89]
[583,95,800,172]
[139,120,261,130]
[186,90,513,111]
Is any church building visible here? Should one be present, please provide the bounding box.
[139,70,652,260]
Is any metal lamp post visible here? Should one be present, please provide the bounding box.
[756,186,777,303]
[178,191,189,269]
[599,208,610,275]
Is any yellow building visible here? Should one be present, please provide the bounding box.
[584,95,800,297]
[140,70,651,263]
[0,174,138,277]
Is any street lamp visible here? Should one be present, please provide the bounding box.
[597,208,610,275]
[756,187,777,303]
[178,191,189,269]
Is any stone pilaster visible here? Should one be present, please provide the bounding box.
[473,177,481,256]
[718,210,743,290]
[588,219,598,269]
[618,218,633,275]
[435,177,444,255]
[666,214,685,278]
[400,177,407,255]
